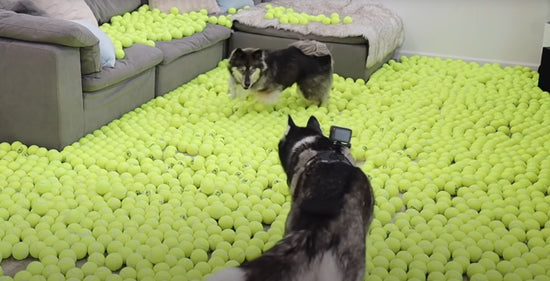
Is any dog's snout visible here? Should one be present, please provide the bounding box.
[243,77,251,89]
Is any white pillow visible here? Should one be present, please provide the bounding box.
[33,0,98,26]
[71,20,116,68]
[216,0,254,13]
[149,0,221,14]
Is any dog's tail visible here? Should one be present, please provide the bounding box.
[290,40,332,57]
[206,267,247,281]
[206,229,343,281]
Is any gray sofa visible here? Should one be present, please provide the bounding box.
[0,0,395,151]
[0,0,231,150]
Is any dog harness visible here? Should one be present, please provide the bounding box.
[306,150,354,167]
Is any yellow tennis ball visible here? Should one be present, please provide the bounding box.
[12,242,29,260]
[343,16,353,24]
[105,253,123,271]
[115,48,125,60]
[245,245,262,261]
[169,7,179,14]
[190,248,209,264]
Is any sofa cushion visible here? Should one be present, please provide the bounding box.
[232,21,367,45]
[0,9,98,47]
[82,44,163,92]
[32,0,98,26]
[0,9,102,73]
[0,0,47,16]
[216,0,254,13]
[84,0,142,24]
[71,19,116,68]
[149,0,220,14]
[154,24,231,65]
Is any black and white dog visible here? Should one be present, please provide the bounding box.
[227,40,333,105]
[207,115,374,281]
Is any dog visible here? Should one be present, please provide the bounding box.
[207,115,374,281]
[227,40,333,105]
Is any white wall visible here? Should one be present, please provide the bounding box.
[382,0,550,68]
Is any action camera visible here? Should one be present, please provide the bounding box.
[329,126,352,148]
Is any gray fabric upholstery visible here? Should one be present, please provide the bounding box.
[84,0,142,24]
[233,21,367,45]
[0,1,234,150]
[154,24,231,65]
[80,45,102,74]
[229,30,370,79]
[156,40,226,96]
[0,38,85,149]
[82,44,163,92]
[0,0,47,16]
[0,9,98,47]
[0,9,102,73]
[84,68,156,133]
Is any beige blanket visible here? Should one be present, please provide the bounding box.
[231,0,404,68]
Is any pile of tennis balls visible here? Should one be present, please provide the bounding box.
[100,5,236,59]
[263,4,353,25]
[0,56,549,281]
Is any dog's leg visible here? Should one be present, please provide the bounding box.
[297,73,333,105]
[254,89,283,104]
[228,76,237,99]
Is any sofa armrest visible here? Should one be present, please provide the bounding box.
[0,9,98,47]
[0,9,104,74]
[0,37,85,150]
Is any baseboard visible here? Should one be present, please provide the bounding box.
[392,49,540,70]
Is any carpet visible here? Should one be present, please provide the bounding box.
[0,56,549,281]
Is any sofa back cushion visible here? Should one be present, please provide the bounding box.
[32,0,99,26]
[84,0,142,24]
[148,0,220,14]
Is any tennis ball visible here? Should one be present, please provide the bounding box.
[343,16,353,24]
[27,261,44,275]
[169,7,179,14]
[218,215,234,229]
[59,257,76,274]
[105,253,123,271]
[13,270,33,281]
[115,48,125,60]
[190,248,208,264]
[11,242,29,260]
[228,247,246,263]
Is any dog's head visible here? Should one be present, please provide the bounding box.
[228,48,267,90]
[279,115,353,187]
[278,115,359,217]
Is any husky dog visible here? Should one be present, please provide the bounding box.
[227,40,333,105]
[207,115,374,281]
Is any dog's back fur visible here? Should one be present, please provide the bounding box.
[228,40,333,104]
[207,116,374,281]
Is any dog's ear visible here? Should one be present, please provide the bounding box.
[230,48,244,59]
[288,115,296,128]
[251,49,264,61]
[307,116,322,133]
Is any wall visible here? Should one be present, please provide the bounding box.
[382,0,550,68]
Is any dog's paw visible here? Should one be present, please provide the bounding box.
[254,90,282,104]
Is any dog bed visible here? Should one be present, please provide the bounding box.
[229,0,404,79]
